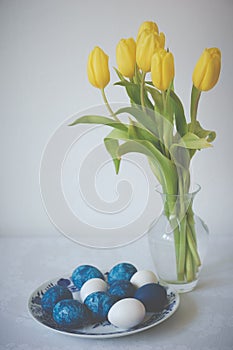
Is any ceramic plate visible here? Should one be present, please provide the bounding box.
[28,275,180,339]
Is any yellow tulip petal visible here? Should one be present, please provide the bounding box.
[87,46,110,89]
[192,47,221,91]
[137,21,159,41]
[116,38,136,78]
[137,31,159,72]
[158,32,165,49]
[151,49,174,91]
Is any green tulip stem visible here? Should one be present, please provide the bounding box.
[140,71,146,110]
[177,176,188,281]
[164,195,181,279]
[187,221,201,267]
[101,88,121,123]
[190,85,201,132]
[161,91,171,158]
[162,176,202,283]
[162,91,167,112]
[185,246,194,282]
[173,224,181,277]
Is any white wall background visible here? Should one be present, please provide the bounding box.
[0,0,232,239]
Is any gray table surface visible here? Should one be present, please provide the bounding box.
[0,233,232,350]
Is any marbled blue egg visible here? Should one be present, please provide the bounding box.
[53,299,90,328]
[84,291,116,321]
[134,283,167,312]
[108,280,136,299]
[41,285,73,313]
[71,265,105,290]
[107,262,137,284]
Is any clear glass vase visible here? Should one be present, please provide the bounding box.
[147,184,209,293]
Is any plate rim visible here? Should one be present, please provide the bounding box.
[28,274,180,339]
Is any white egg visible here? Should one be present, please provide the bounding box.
[72,291,80,300]
[108,298,146,329]
[80,278,108,302]
[130,270,158,288]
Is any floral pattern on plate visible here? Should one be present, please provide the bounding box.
[28,275,180,338]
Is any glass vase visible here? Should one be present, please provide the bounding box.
[147,184,209,293]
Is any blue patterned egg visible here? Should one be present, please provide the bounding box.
[41,285,73,313]
[134,283,167,312]
[107,262,137,284]
[53,299,90,328]
[108,280,135,299]
[71,265,105,289]
[84,291,116,321]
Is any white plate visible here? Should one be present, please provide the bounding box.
[28,274,180,339]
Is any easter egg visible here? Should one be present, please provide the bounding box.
[108,262,137,284]
[130,270,158,288]
[108,280,135,299]
[71,265,104,289]
[41,285,73,313]
[108,298,146,329]
[53,299,90,328]
[134,283,167,312]
[80,278,108,303]
[84,291,116,321]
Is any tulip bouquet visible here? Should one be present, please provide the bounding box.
[70,21,221,285]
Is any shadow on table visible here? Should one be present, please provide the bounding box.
[134,292,198,338]
[196,254,232,291]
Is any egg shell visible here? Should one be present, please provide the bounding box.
[71,265,104,289]
[80,278,108,303]
[53,299,90,328]
[130,270,158,288]
[108,280,136,300]
[108,298,146,329]
[108,262,137,284]
[41,285,73,313]
[84,291,117,321]
[134,283,167,312]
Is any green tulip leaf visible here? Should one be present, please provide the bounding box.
[116,106,159,138]
[105,128,128,141]
[104,126,159,146]
[128,118,138,139]
[145,85,163,113]
[169,91,188,137]
[69,115,127,132]
[115,80,154,109]
[169,143,191,171]
[128,119,161,149]
[104,120,161,150]
[117,139,178,195]
[147,157,164,186]
[125,83,141,106]
[114,68,141,105]
[188,120,216,143]
[103,128,176,192]
[172,132,212,150]
[104,137,121,174]
[114,69,153,109]
[114,67,126,82]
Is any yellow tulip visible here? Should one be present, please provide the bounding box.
[116,38,136,78]
[136,30,165,72]
[151,49,175,91]
[192,48,221,91]
[87,46,110,89]
[137,21,159,41]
